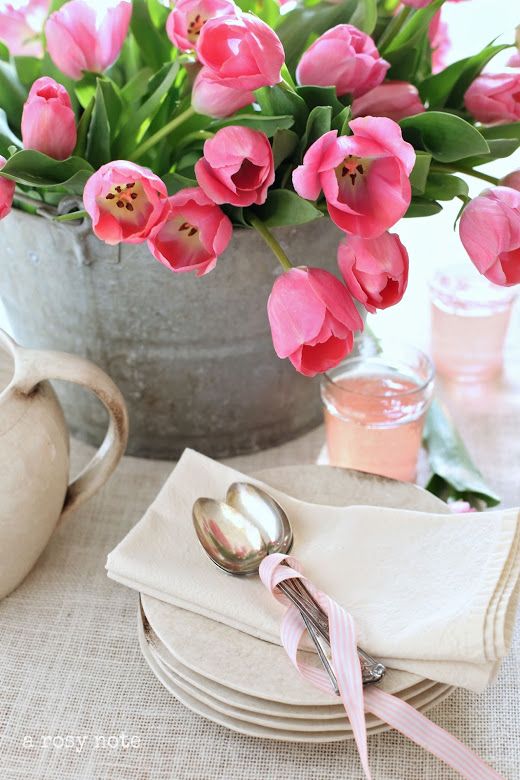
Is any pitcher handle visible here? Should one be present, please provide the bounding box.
[13,345,129,518]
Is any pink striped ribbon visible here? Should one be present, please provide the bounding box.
[259,553,505,780]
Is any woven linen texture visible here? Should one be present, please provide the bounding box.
[1,334,520,779]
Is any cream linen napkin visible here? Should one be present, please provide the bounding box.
[107,449,520,692]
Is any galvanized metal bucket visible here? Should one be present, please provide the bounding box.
[0,208,343,458]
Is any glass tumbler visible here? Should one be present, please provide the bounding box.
[321,342,434,482]
[429,267,516,382]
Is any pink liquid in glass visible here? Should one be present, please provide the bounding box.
[430,269,516,382]
[322,367,432,482]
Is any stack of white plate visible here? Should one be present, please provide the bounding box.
[138,464,456,742]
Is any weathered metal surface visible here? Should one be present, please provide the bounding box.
[0,209,343,458]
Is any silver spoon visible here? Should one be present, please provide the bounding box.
[226,482,385,686]
[193,496,340,694]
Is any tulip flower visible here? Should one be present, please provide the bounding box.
[500,171,520,192]
[196,14,284,92]
[166,0,237,52]
[0,156,15,221]
[191,67,255,118]
[0,0,49,57]
[296,24,389,99]
[267,266,363,377]
[465,73,520,124]
[45,0,132,81]
[337,232,409,313]
[195,126,274,207]
[459,187,520,286]
[21,77,77,160]
[352,81,425,122]
[147,187,232,276]
[293,117,415,239]
[83,161,168,245]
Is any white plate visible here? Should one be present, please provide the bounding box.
[141,464,448,709]
[143,606,440,722]
[139,616,455,743]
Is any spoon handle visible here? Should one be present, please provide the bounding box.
[277,581,340,696]
[280,575,386,686]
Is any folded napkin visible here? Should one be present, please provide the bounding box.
[107,449,520,692]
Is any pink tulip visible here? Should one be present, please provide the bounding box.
[195,126,274,207]
[500,170,520,191]
[293,117,415,239]
[338,232,409,313]
[351,81,425,122]
[166,0,237,52]
[147,187,232,276]
[21,77,77,160]
[0,156,15,221]
[428,10,451,74]
[0,0,49,57]
[296,25,389,99]
[191,67,254,118]
[459,187,520,287]
[267,266,363,377]
[45,0,132,80]
[464,73,520,124]
[83,161,168,245]
[196,14,284,92]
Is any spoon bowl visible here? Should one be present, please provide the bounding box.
[226,482,293,555]
[192,497,267,576]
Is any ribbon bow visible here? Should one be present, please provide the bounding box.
[260,554,505,780]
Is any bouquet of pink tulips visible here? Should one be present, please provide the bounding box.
[0,0,519,379]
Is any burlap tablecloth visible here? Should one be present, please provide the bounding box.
[1,332,520,779]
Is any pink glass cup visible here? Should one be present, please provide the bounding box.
[321,342,434,482]
[429,267,517,383]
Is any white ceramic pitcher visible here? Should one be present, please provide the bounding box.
[0,329,129,599]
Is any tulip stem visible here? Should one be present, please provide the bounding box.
[12,191,46,209]
[377,5,412,53]
[430,163,499,186]
[133,105,197,160]
[249,215,293,271]
[54,209,88,222]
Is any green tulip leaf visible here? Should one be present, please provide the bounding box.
[0,150,93,194]
[479,122,520,141]
[131,0,172,71]
[409,150,432,195]
[419,44,511,110]
[255,86,308,136]
[404,197,442,217]
[248,189,323,227]
[86,81,112,168]
[272,128,299,168]
[423,173,469,201]
[296,85,344,115]
[0,60,27,130]
[114,61,179,158]
[0,108,22,157]
[212,113,294,137]
[299,105,332,157]
[163,171,197,195]
[424,399,500,507]
[462,138,520,169]
[400,112,489,163]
